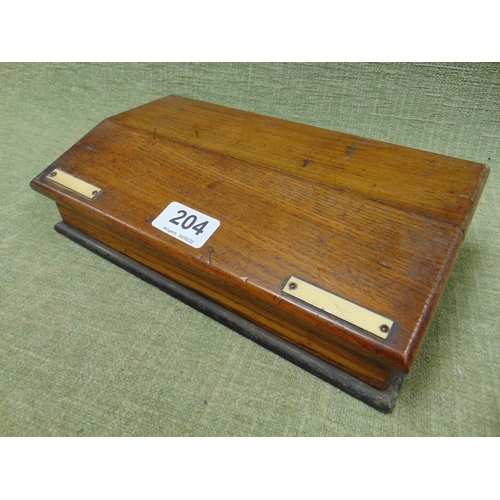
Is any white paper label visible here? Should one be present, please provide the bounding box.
[152,202,220,248]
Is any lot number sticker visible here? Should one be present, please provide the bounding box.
[152,202,220,248]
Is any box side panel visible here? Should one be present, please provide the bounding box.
[57,203,393,390]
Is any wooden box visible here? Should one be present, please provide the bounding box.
[30,96,489,411]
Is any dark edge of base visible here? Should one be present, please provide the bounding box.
[54,221,405,413]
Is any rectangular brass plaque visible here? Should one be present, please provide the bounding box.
[47,168,102,199]
[283,276,393,339]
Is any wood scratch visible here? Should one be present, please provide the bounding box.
[208,180,223,190]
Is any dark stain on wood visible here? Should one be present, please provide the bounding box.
[346,144,357,156]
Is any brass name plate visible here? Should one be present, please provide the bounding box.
[47,168,102,199]
[283,276,393,339]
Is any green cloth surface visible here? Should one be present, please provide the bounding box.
[1,62,498,436]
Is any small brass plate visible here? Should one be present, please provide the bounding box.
[283,276,393,339]
[47,168,102,199]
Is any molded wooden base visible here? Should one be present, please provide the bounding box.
[54,221,405,413]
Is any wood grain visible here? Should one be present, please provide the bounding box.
[30,96,489,390]
[114,95,489,233]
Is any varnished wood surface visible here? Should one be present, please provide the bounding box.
[30,96,489,389]
[114,95,489,233]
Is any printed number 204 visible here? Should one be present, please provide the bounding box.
[169,210,209,235]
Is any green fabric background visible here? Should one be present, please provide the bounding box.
[1,63,498,436]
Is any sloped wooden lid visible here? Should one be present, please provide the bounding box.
[30,96,489,376]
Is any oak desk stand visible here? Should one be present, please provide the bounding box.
[30,96,489,412]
